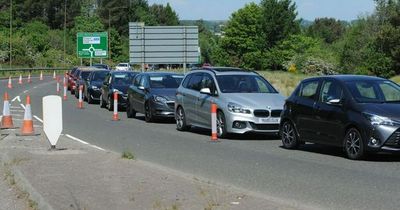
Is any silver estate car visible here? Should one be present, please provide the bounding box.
[175,67,286,138]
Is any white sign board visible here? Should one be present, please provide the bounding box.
[83,37,101,44]
[43,96,63,146]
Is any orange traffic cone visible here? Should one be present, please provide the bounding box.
[112,92,119,121]
[20,95,34,135]
[18,74,23,84]
[53,71,56,79]
[1,92,14,129]
[40,71,43,81]
[7,76,12,89]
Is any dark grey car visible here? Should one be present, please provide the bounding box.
[126,72,183,122]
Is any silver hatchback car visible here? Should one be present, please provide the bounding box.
[175,67,286,138]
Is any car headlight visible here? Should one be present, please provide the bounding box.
[363,113,398,126]
[227,102,251,114]
[153,95,168,103]
[91,86,99,90]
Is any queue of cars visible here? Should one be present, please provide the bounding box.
[68,66,400,160]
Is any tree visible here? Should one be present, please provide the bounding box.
[307,18,346,43]
[260,0,300,49]
[149,3,179,26]
[219,3,263,69]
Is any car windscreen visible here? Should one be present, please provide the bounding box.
[80,71,91,80]
[346,80,400,103]
[118,64,127,67]
[92,71,108,82]
[112,73,132,85]
[216,75,278,93]
[149,75,183,88]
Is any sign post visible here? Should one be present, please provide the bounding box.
[43,96,63,149]
[77,32,108,63]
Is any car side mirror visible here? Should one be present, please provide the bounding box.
[200,88,211,95]
[138,86,146,91]
[327,98,341,105]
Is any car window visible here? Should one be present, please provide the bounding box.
[187,73,203,91]
[299,80,319,100]
[320,81,343,103]
[113,73,132,85]
[139,76,147,87]
[80,71,91,80]
[216,75,277,93]
[380,82,400,101]
[346,80,400,103]
[133,75,141,87]
[182,74,192,88]
[201,74,217,94]
[149,75,183,89]
[92,71,108,82]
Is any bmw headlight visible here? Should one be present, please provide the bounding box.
[153,95,168,103]
[363,113,398,126]
[228,102,251,114]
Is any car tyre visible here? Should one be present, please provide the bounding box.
[176,106,189,131]
[107,96,113,111]
[217,111,229,138]
[281,121,300,149]
[144,102,154,122]
[126,101,136,118]
[87,93,93,104]
[344,128,365,160]
[100,94,106,108]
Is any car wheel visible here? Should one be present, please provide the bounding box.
[217,111,229,138]
[281,121,300,149]
[144,102,154,122]
[107,96,114,111]
[176,106,189,131]
[87,93,93,104]
[344,128,365,160]
[126,101,136,118]
[100,94,106,108]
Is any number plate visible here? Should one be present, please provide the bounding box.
[260,118,280,123]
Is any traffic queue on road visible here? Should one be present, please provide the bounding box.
[65,66,400,160]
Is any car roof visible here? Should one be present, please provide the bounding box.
[303,75,386,83]
[137,72,183,76]
[111,71,138,75]
[190,67,258,76]
[77,66,100,71]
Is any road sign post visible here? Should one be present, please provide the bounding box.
[43,96,63,149]
[77,32,108,62]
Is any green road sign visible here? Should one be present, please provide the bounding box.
[77,32,108,58]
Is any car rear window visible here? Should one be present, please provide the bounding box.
[149,75,183,88]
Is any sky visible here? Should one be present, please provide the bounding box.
[147,0,376,21]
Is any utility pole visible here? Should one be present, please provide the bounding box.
[9,0,12,69]
[108,9,111,63]
[64,0,67,67]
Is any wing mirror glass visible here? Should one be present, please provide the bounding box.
[327,98,341,105]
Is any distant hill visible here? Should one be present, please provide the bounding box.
[180,20,227,33]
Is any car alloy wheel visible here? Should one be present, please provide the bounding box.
[217,111,228,138]
[176,107,189,131]
[344,128,365,160]
[281,121,300,149]
[144,102,153,122]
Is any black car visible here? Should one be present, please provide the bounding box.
[83,70,110,104]
[126,72,183,122]
[280,75,400,160]
[74,67,99,98]
[100,71,138,111]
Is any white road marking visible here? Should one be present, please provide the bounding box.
[33,86,37,89]
[23,90,28,93]
[65,134,106,151]
[11,96,21,102]
[33,115,43,123]
[89,145,106,151]
[65,134,89,145]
